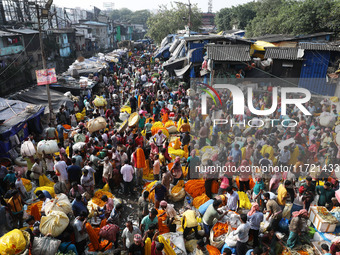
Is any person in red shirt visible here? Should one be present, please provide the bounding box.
[135,133,144,148]
[151,231,164,255]
[163,142,172,163]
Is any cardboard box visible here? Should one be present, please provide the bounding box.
[309,206,337,233]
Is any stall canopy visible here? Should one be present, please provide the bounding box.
[10,86,74,111]
[0,98,45,157]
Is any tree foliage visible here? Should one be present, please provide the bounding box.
[216,0,340,37]
[146,3,202,43]
[245,0,340,37]
[110,8,151,26]
[215,2,257,31]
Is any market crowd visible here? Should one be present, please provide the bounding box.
[0,47,340,255]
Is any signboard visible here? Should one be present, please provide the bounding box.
[36,68,57,85]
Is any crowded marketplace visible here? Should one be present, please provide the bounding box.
[1,42,340,255]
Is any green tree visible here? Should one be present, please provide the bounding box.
[110,8,133,22]
[215,2,257,32]
[245,0,340,37]
[130,10,151,24]
[146,2,202,43]
[215,8,233,31]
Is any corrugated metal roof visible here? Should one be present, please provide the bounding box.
[251,32,334,43]
[82,21,107,26]
[206,44,251,61]
[0,30,19,37]
[7,28,39,34]
[264,47,303,60]
[299,42,340,52]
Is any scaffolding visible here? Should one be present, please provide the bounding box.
[0,0,92,28]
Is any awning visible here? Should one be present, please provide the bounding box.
[251,41,276,51]
[174,63,191,77]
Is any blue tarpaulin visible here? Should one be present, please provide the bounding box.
[0,98,45,157]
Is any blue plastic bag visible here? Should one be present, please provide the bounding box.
[278,218,289,233]
[221,243,236,254]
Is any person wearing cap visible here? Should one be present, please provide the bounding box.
[159,200,177,232]
[316,181,335,208]
[287,209,309,249]
[128,233,145,255]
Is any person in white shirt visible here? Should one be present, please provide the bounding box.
[54,156,68,183]
[226,186,240,211]
[81,169,94,195]
[120,150,128,166]
[122,221,142,249]
[153,130,167,148]
[15,174,28,200]
[38,193,51,216]
[102,157,113,186]
[30,158,43,184]
[233,214,250,255]
[120,160,134,195]
[73,211,88,255]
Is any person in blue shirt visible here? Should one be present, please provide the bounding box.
[72,194,88,217]
[230,144,242,167]
[35,190,52,199]
[3,169,16,185]
[57,123,70,146]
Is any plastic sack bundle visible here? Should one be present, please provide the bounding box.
[319,115,336,127]
[40,211,69,237]
[73,142,86,151]
[21,141,36,157]
[31,237,61,255]
[224,229,238,248]
[44,193,72,215]
[93,96,107,107]
[0,229,27,255]
[37,140,58,154]
[87,117,107,133]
